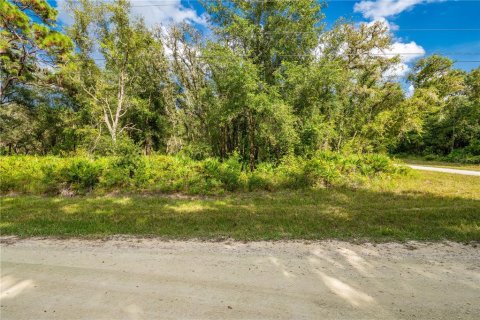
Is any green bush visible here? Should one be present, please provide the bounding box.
[248,162,276,191]
[444,149,480,164]
[362,153,395,174]
[101,155,147,189]
[465,139,480,156]
[0,153,402,195]
[59,158,102,193]
[416,148,480,164]
[423,154,439,161]
[304,157,341,187]
[222,154,245,189]
[0,156,41,193]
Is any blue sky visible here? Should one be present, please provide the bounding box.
[323,0,480,71]
[50,0,480,73]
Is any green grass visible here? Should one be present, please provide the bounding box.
[1,171,479,242]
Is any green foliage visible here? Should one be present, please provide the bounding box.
[59,158,103,192]
[2,0,478,166]
[62,0,173,150]
[397,59,479,158]
[444,150,480,164]
[203,0,323,84]
[1,0,73,103]
[0,153,403,195]
[419,149,480,164]
[0,156,43,193]
[0,92,78,155]
[202,44,298,168]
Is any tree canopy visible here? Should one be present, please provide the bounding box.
[0,0,72,103]
[1,0,479,164]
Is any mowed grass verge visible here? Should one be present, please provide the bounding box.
[1,171,479,242]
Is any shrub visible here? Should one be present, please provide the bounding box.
[101,154,147,189]
[211,153,245,191]
[444,149,480,164]
[304,157,341,187]
[362,154,395,174]
[275,155,308,189]
[58,158,102,193]
[146,156,195,193]
[0,152,402,195]
[424,154,439,161]
[248,162,276,191]
[465,139,480,156]
[0,156,59,193]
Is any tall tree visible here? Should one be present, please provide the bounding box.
[203,0,323,84]
[403,55,468,154]
[204,44,297,169]
[0,0,72,103]
[64,0,172,151]
[164,23,214,157]
[283,21,407,153]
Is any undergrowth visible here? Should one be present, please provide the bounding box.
[0,152,406,195]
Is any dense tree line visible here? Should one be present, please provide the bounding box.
[1,0,479,165]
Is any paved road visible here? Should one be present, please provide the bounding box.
[407,164,480,176]
[1,238,479,320]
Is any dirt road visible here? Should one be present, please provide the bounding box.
[407,165,480,176]
[1,238,479,320]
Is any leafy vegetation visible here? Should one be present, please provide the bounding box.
[1,1,479,242]
[1,171,479,241]
[0,0,72,103]
[0,153,403,195]
[1,0,478,165]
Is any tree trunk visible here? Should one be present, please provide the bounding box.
[248,110,256,171]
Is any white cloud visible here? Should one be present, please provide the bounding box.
[354,3,428,79]
[406,84,415,97]
[315,21,425,76]
[57,0,206,27]
[383,62,410,78]
[380,41,425,78]
[383,41,426,63]
[361,19,421,77]
[354,0,442,20]
[131,0,207,27]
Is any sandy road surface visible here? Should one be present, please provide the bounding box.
[407,165,480,176]
[1,238,479,320]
